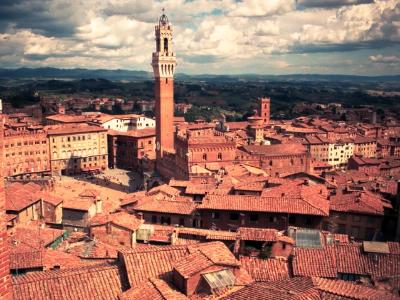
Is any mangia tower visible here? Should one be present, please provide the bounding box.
[152,11,176,162]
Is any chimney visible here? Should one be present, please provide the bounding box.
[171,228,178,245]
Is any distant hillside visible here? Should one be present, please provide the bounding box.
[0,68,399,83]
[0,67,152,81]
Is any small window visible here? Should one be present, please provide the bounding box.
[151,215,157,223]
[203,153,207,161]
[230,213,239,221]
[217,153,222,160]
[249,214,259,222]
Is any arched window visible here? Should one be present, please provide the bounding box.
[217,153,222,160]
[203,153,207,161]
[164,38,168,51]
[290,158,294,166]
[269,160,273,166]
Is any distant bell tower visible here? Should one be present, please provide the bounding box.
[259,97,270,125]
[152,10,176,159]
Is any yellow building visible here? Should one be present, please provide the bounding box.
[353,137,377,158]
[47,124,108,175]
[327,139,354,169]
[304,136,355,169]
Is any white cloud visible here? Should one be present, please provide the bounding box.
[369,54,400,63]
[0,0,398,74]
[228,0,295,17]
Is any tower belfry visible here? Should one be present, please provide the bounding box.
[152,10,176,160]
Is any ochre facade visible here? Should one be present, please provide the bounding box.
[48,125,108,175]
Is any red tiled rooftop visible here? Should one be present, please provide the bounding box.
[239,257,289,282]
[12,264,123,300]
[10,224,65,250]
[119,244,190,287]
[119,278,188,300]
[312,277,399,300]
[330,191,389,216]
[134,197,196,215]
[46,124,107,135]
[198,191,329,216]
[238,227,278,242]
[90,211,143,232]
[292,247,337,278]
[220,277,318,300]
[63,198,94,211]
[147,184,181,197]
[6,182,42,212]
[241,143,307,156]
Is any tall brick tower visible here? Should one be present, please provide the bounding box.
[0,116,11,299]
[152,10,176,160]
[259,97,270,125]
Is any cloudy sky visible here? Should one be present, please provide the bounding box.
[0,0,399,75]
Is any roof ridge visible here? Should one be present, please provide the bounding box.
[12,263,117,283]
[299,188,328,216]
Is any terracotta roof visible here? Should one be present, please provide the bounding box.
[185,184,214,195]
[111,127,156,138]
[9,250,43,270]
[238,227,278,241]
[173,251,216,278]
[120,191,146,207]
[40,193,63,206]
[119,245,190,287]
[45,114,89,123]
[63,198,94,211]
[198,192,329,216]
[63,239,121,259]
[293,243,400,281]
[79,188,101,198]
[12,264,123,300]
[6,182,42,212]
[239,257,289,282]
[118,278,188,300]
[10,224,65,250]
[147,184,181,197]
[176,227,238,241]
[330,191,389,216]
[220,277,319,300]
[241,143,307,156]
[388,242,400,254]
[134,197,196,215]
[312,277,399,300]
[169,179,190,188]
[46,124,106,135]
[233,181,266,192]
[90,212,143,232]
[292,247,337,278]
[120,242,238,288]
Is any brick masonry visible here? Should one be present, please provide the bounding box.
[0,116,12,300]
